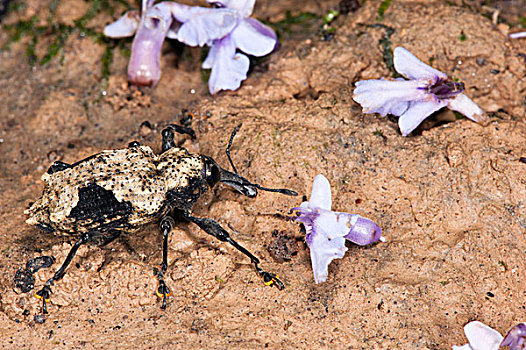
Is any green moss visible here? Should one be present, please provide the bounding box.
[453,111,464,120]
[2,16,40,49]
[263,11,320,38]
[101,44,113,82]
[368,24,396,74]
[373,129,384,137]
[377,0,392,21]
[2,0,123,80]
[27,36,38,66]
[40,24,73,65]
[201,69,211,84]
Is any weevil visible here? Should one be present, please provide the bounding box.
[25,124,297,314]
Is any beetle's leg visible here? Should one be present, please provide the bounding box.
[167,124,196,139]
[35,233,90,314]
[156,216,175,309]
[46,161,71,175]
[161,125,196,152]
[182,211,284,290]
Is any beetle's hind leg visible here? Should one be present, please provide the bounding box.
[35,233,90,314]
[156,216,175,309]
[182,211,284,290]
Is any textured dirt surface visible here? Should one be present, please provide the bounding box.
[1,0,526,349]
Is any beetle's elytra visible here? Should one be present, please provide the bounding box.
[25,124,297,314]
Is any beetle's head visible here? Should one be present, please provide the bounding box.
[203,156,296,198]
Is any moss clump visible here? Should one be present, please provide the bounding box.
[377,0,392,21]
[1,0,128,81]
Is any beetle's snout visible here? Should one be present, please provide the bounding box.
[218,167,297,198]
[218,168,258,198]
[230,182,258,198]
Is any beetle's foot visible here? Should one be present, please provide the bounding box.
[35,285,51,314]
[156,280,172,309]
[259,271,285,290]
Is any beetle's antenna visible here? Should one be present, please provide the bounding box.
[222,124,297,197]
[226,123,242,175]
[251,183,297,196]
[259,185,297,196]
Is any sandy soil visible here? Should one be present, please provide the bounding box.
[1,0,525,348]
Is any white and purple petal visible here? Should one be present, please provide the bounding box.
[206,36,250,94]
[343,215,383,246]
[127,9,173,87]
[313,211,356,241]
[308,227,347,284]
[305,174,332,211]
[103,10,140,38]
[202,41,219,69]
[393,47,447,81]
[208,0,255,17]
[452,321,503,350]
[447,93,485,122]
[501,323,526,350]
[230,18,277,56]
[398,99,448,136]
[147,3,237,47]
[176,8,238,46]
[353,78,429,117]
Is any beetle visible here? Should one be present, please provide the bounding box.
[25,124,297,314]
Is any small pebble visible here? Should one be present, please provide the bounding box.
[139,121,153,137]
[34,314,46,324]
[47,150,62,163]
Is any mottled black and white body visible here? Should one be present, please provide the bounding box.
[26,145,207,235]
[25,125,296,315]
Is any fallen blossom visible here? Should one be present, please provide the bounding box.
[453,321,526,350]
[196,0,279,94]
[291,174,384,283]
[104,0,237,86]
[353,47,484,136]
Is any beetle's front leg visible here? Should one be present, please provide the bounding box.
[161,124,196,152]
[156,216,175,309]
[182,211,284,290]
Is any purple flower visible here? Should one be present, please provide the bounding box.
[291,174,384,284]
[353,47,484,136]
[104,0,237,87]
[453,321,526,350]
[502,323,526,350]
[192,0,278,94]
